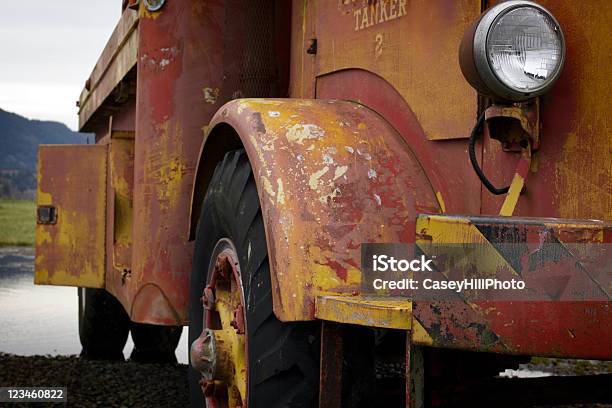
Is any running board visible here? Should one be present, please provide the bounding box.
[314,295,411,330]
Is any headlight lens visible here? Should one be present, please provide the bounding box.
[487,7,564,92]
[459,1,565,102]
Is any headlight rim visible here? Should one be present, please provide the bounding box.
[472,0,565,102]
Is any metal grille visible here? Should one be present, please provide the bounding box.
[240,1,277,97]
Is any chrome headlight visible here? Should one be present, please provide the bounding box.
[459,1,565,102]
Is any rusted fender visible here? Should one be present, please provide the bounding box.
[191,99,440,321]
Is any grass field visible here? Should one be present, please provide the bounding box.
[0,199,36,246]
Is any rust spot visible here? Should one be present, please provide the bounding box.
[326,259,348,281]
[251,112,266,133]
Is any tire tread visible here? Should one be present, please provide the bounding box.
[189,149,319,407]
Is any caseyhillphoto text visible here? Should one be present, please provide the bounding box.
[372,277,526,293]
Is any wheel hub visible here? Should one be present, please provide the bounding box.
[190,241,247,408]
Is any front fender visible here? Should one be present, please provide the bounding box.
[191,99,440,321]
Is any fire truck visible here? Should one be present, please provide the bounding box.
[35,0,610,406]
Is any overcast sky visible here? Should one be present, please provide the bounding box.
[0,2,121,130]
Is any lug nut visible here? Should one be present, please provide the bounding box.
[190,329,217,380]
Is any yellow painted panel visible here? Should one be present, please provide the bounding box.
[315,295,411,329]
[35,145,107,288]
[415,214,520,278]
[411,319,433,346]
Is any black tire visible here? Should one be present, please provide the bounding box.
[78,287,130,360]
[130,322,182,363]
[189,149,320,407]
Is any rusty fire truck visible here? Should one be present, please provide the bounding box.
[35,0,610,407]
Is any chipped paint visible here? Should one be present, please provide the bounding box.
[315,295,412,330]
[314,0,479,141]
[373,193,382,206]
[309,166,330,190]
[35,145,107,288]
[334,165,348,180]
[414,214,612,359]
[262,176,276,198]
[319,187,341,204]
[203,87,219,104]
[286,123,325,144]
[276,178,285,204]
[196,99,441,321]
[157,156,186,209]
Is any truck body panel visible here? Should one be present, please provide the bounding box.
[36,145,107,288]
[35,0,611,369]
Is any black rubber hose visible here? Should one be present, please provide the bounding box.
[468,111,510,195]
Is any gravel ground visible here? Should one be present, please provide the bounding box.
[1,353,610,407]
[0,353,189,407]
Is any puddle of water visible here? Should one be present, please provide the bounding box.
[0,247,188,363]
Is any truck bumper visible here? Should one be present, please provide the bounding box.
[315,214,610,359]
[412,214,611,359]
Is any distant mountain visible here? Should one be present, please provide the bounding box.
[0,108,91,198]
